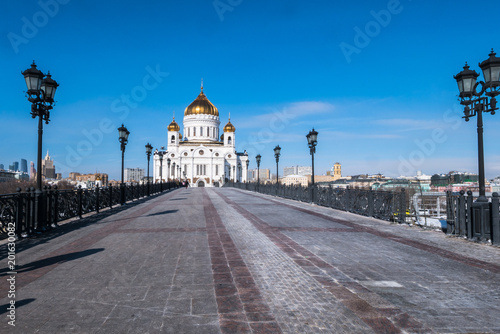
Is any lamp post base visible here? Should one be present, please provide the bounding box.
[471,201,491,241]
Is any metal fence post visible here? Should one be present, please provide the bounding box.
[466,190,473,239]
[457,190,466,237]
[96,185,100,213]
[399,188,406,224]
[53,186,59,227]
[345,186,351,212]
[15,188,24,238]
[368,188,374,218]
[445,191,455,234]
[77,186,83,219]
[491,192,499,245]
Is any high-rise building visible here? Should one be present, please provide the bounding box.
[13,162,19,171]
[42,151,56,179]
[20,159,28,173]
[30,161,36,180]
[0,164,4,170]
[125,168,145,182]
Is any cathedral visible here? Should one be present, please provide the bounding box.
[153,84,249,187]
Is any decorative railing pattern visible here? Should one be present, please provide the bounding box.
[446,190,500,245]
[0,182,178,238]
[226,182,407,223]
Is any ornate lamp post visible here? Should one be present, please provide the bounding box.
[274,145,281,184]
[22,61,58,231]
[245,160,249,183]
[167,157,171,182]
[256,154,261,187]
[118,124,130,205]
[178,165,181,182]
[306,128,318,202]
[145,143,153,196]
[157,147,164,191]
[454,49,499,240]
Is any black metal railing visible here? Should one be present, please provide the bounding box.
[446,190,500,245]
[0,182,179,238]
[226,182,407,223]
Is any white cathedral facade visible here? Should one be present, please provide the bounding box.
[153,85,249,187]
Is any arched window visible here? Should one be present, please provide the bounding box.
[228,136,232,145]
[194,127,196,136]
[200,127,203,136]
[171,135,175,143]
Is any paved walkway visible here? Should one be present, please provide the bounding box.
[1,188,500,333]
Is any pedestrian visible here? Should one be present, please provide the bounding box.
[185,179,189,188]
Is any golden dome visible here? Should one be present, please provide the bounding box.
[178,133,182,140]
[184,86,219,116]
[223,118,235,133]
[168,117,180,131]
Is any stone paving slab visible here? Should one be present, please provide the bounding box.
[0,187,499,333]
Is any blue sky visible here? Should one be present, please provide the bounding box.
[1,0,499,180]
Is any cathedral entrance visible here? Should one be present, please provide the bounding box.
[198,181,205,187]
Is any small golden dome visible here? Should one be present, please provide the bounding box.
[168,118,180,131]
[223,117,235,133]
[178,133,182,140]
[184,86,219,116]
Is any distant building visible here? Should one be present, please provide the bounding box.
[282,174,308,187]
[42,151,56,179]
[8,164,15,171]
[326,162,342,181]
[248,168,270,182]
[431,171,478,186]
[0,171,16,182]
[30,161,36,180]
[283,166,312,177]
[125,168,145,182]
[0,164,4,170]
[20,159,28,173]
[68,172,81,181]
[75,173,109,187]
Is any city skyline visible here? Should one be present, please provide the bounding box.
[1,0,500,180]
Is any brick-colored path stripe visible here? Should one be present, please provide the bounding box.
[117,227,207,233]
[260,193,500,275]
[216,190,431,334]
[203,190,282,334]
[0,190,180,293]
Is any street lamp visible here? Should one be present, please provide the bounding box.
[245,159,249,183]
[22,61,58,232]
[167,157,171,182]
[454,49,499,240]
[274,145,281,184]
[238,163,242,182]
[256,154,261,186]
[306,128,319,183]
[145,143,153,196]
[157,147,164,191]
[118,124,130,205]
[178,165,181,182]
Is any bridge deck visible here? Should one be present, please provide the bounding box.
[1,188,499,333]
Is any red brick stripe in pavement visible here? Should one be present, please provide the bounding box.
[0,190,180,293]
[202,189,282,334]
[215,190,432,334]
